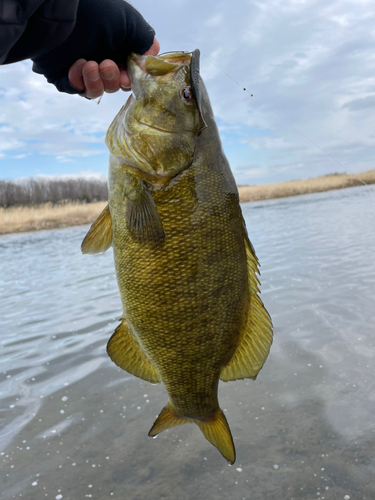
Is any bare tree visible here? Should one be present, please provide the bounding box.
[0,178,108,207]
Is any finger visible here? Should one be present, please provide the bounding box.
[99,60,121,93]
[143,37,160,56]
[120,69,131,91]
[68,59,87,92]
[82,61,104,99]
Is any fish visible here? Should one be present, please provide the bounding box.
[81,49,273,465]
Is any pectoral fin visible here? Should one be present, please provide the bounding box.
[81,204,112,254]
[220,224,273,382]
[107,320,161,384]
[125,181,165,243]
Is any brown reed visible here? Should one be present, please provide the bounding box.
[0,170,373,235]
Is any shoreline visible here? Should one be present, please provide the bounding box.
[1,169,373,235]
[237,169,374,203]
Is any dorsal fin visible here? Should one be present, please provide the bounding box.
[220,222,273,382]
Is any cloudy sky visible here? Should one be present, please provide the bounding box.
[1,0,374,184]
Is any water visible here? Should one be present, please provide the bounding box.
[1,185,374,500]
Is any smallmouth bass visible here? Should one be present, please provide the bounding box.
[82,50,273,464]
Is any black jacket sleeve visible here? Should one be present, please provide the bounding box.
[0,0,79,64]
[1,0,155,94]
[32,0,155,94]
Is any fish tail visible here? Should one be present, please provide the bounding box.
[148,403,188,436]
[197,409,236,465]
[148,404,236,465]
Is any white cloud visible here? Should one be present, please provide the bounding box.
[13,154,29,159]
[0,60,127,161]
[205,13,223,27]
[1,0,375,183]
[244,136,307,152]
[0,138,24,152]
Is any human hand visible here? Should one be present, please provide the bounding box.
[68,37,160,99]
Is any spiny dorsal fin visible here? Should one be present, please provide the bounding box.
[81,204,112,255]
[126,185,165,243]
[220,225,273,382]
[107,320,161,384]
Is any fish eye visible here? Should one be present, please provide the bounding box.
[181,87,194,103]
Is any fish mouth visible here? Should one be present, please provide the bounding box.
[127,51,192,97]
[122,52,195,178]
[126,55,152,98]
[127,53,189,135]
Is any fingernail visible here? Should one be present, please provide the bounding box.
[120,86,131,92]
[76,62,85,75]
[103,70,116,80]
[86,72,99,82]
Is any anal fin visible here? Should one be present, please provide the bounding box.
[81,204,112,254]
[220,227,273,382]
[107,320,161,384]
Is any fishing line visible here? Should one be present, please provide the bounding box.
[203,55,369,187]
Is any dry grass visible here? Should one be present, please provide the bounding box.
[238,169,375,203]
[0,201,107,235]
[1,169,374,235]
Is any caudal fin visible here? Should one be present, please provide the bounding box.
[197,409,236,465]
[148,404,236,464]
[148,404,188,436]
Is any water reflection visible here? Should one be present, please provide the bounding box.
[1,186,374,499]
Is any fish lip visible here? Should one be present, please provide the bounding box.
[128,53,147,74]
[157,50,192,58]
[127,51,193,89]
[127,54,153,97]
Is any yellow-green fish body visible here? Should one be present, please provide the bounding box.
[82,51,272,464]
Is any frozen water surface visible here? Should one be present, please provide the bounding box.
[0,185,374,499]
